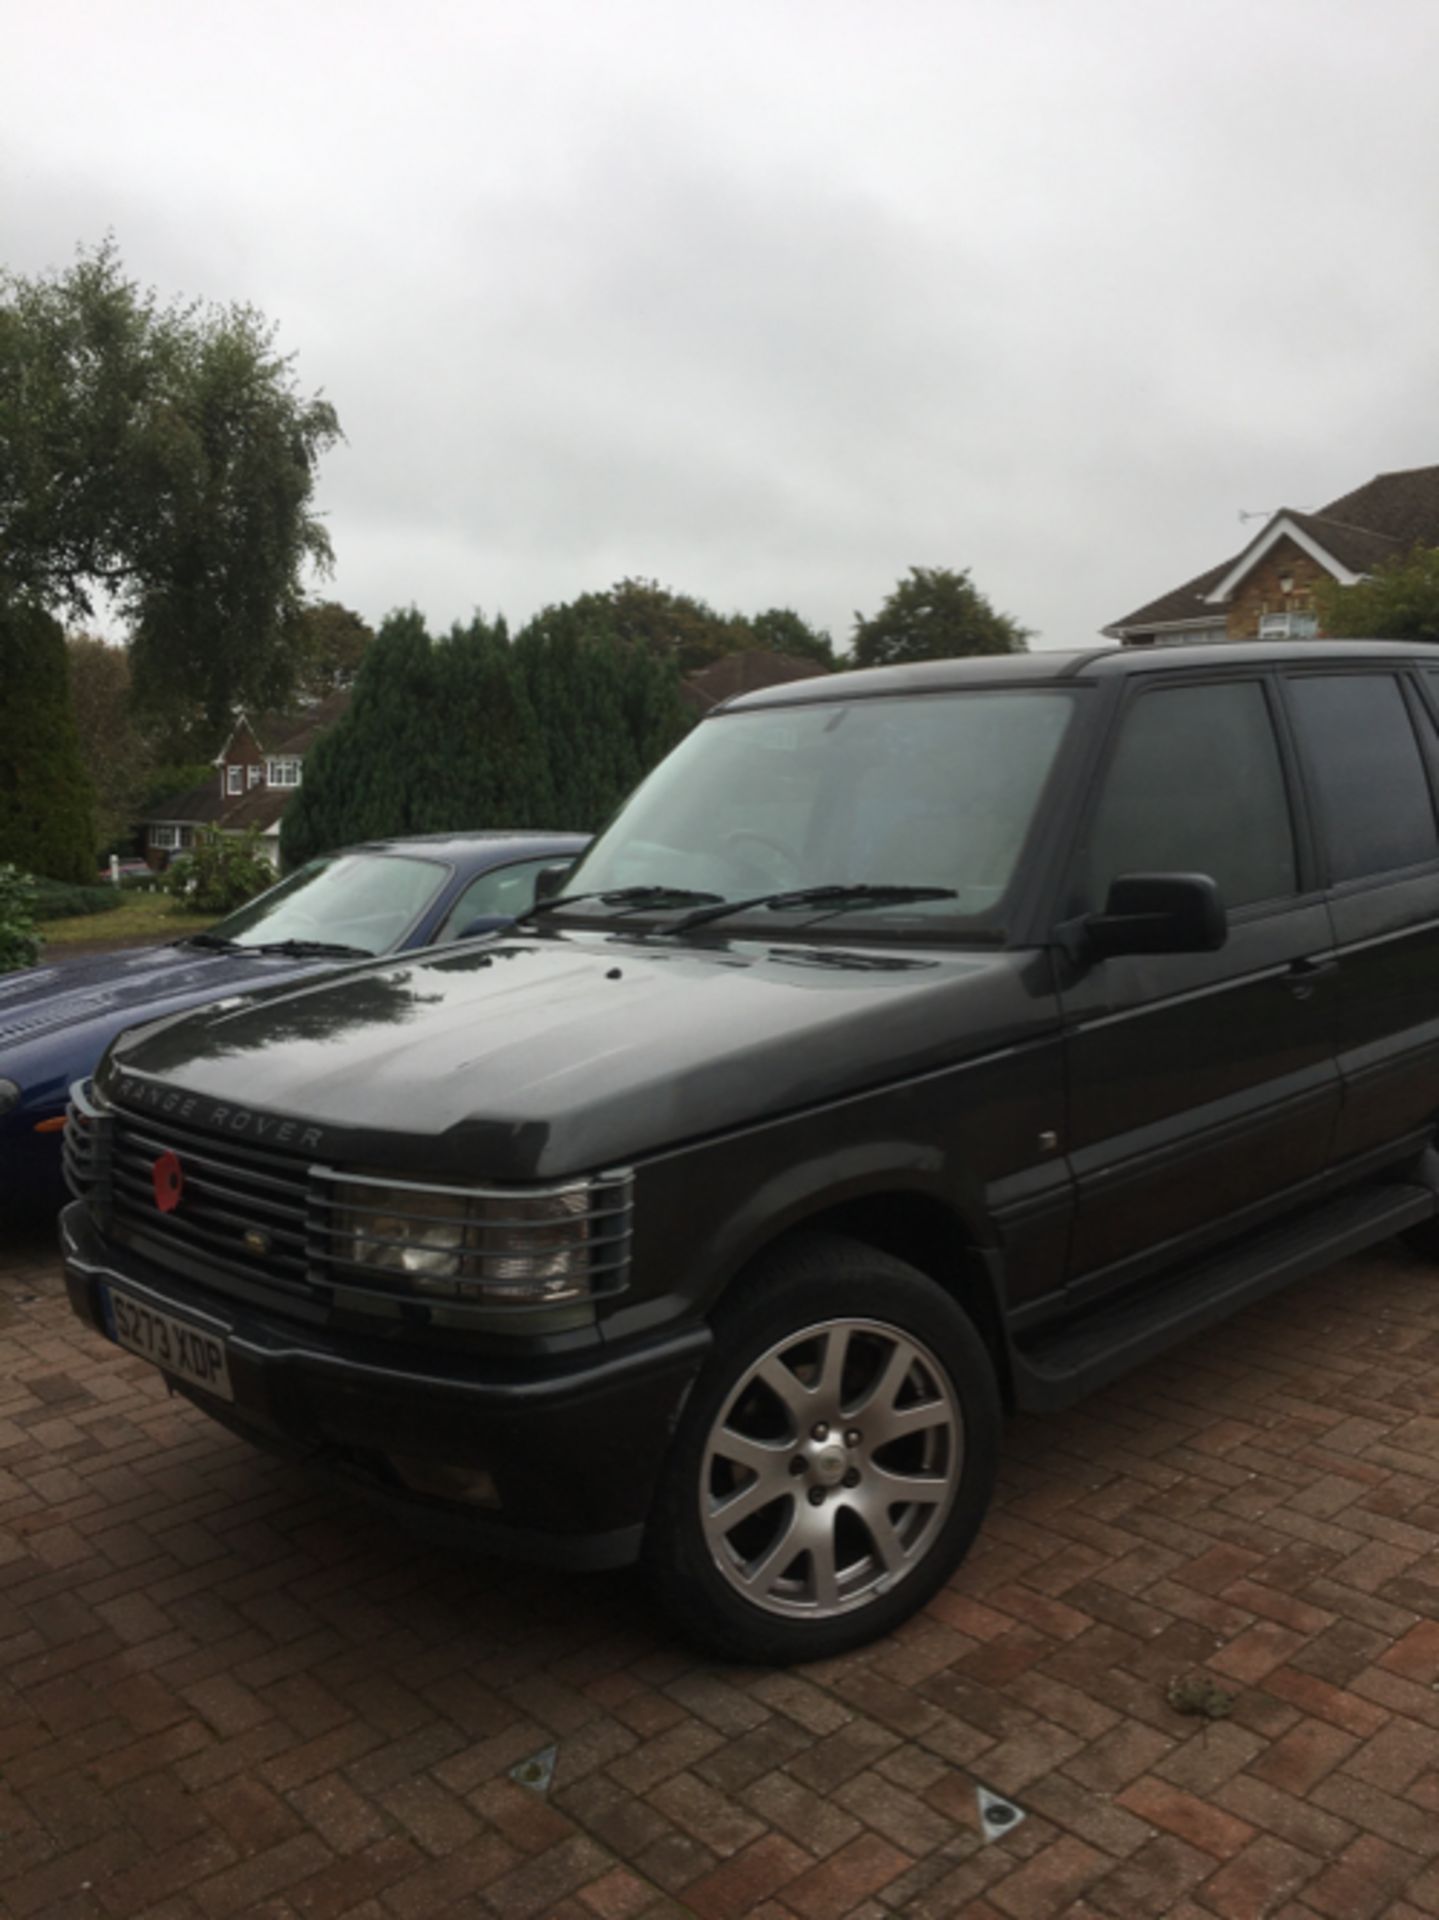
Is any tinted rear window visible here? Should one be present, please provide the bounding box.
[1286,675,1439,884]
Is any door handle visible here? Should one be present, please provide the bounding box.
[1283,954,1337,999]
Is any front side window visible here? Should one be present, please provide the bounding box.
[440,858,560,938]
[1085,680,1297,912]
[1287,674,1439,884]
[226,765,242,795]
[567,690,1077,934]
[267,758,302,788]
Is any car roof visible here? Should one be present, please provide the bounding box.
[723,639,1439,710]
[339,830,591,862]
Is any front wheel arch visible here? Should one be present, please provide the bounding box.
[671,1175,1012,1413]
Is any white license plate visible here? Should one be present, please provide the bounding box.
[103,1286,234,1403]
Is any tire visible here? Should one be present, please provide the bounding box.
[1402,1215,1439,1260]
[645,1233,1001,1665]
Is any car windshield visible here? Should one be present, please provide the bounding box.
[564,689,1076,934]
[200,853,449,956]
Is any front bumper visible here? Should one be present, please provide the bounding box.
[1,1109,68,1215]
[60,1200,710,1568]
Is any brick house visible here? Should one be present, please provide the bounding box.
[1105,465,1439,646]
[143,690,351,869]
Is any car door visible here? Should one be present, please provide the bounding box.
[1281,667,1439,1168]
[1058,672,1340,1295]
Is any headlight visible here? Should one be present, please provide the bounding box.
[0,1079,21,1119]
[326,1172,632,1306]
[346,1188,470,1284]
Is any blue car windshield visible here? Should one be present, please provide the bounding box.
[205,854,449,956]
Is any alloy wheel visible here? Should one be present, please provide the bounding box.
[698,1316,963,1620]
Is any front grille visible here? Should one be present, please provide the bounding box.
[91,1094,634,1319]
[108,1104,314,1298]
[63,1082,112,1200]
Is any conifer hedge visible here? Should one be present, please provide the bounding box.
[280,606,690,866]
[0,602,97,883]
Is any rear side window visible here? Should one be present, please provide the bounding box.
[1086,680,1296,911]
[1287,675,1439,884]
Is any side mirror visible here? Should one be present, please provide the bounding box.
[454,913,515,941]
[1084,872,1227,960]
[534,862,575,904]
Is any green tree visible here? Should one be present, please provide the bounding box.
[1314,546,1439,642]
[572,578,751,675]
[850,566,1031,668]
[289,600,374,701]
[281,610,551,864]
[66,634,154,853]
[425,613,551,833]
[0,603,97,881]
[0,240,340,733]
[142,761,216,811]
[280,609,435,864]
[511,604,689,828]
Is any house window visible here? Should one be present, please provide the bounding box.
[226,765,243,795]
[1258,612,1319,639]
[267,758,302,787]
[151,825,180,850]
[248,765,263,788]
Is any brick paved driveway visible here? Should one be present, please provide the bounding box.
[3,1220,1439,1920]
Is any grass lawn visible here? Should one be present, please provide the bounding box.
[40,892,220,946]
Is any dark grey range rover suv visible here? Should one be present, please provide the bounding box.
[60,641,1439,1661]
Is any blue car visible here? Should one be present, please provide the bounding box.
[0,830,588,1213]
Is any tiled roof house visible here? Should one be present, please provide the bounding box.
[681,650,830,716]
[1105,465,1439,646]
[143,690,351,869]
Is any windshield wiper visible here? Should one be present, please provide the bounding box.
[665,885,958,933]
[249,938,373,958]
[179,932,248,952]
[519,884,723,921]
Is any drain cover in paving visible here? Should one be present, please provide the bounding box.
[508,1744,558,1795]
[976,1785,1026,1842]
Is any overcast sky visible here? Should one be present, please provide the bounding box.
[7,0,1439,652]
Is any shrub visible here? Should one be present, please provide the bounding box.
[29,876,123,920]
[164,828,275,913]
[0,865,41,972]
